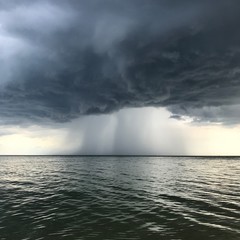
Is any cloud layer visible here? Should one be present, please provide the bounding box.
[1,0,240,124]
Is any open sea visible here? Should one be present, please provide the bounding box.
[0,156,239,240]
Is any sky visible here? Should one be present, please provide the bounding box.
[1,0,240,155]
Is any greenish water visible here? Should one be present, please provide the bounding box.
[0,156,239,240]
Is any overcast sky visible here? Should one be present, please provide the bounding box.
[1,0,240,155]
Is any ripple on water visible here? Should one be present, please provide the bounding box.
[0,156,239,240]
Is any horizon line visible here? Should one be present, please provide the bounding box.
[0,155,240,158]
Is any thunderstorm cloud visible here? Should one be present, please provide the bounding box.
[1,0,240,124]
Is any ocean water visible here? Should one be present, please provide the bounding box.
[0,156,239,240]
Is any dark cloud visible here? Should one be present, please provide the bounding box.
[1,0,240,124]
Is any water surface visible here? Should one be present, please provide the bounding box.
[0,156,239,240]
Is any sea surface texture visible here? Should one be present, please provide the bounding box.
[0,156,239,240]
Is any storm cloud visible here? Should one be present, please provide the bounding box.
[1,0,240,124]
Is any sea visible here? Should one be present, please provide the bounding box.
[0,156,239,240]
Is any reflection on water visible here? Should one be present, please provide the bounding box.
[0,156,239,240]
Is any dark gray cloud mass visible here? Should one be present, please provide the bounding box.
[1,0,240,124]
